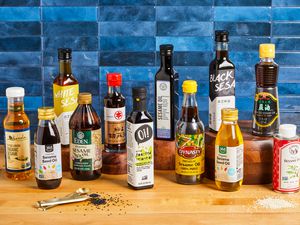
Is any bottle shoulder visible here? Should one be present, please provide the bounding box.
[127,111,153,124]
[69,105,101,130]
[209,58,235,70]
[155,68,178,80]
[104,92,126,108]
[53,74,78,86]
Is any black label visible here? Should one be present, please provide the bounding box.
[135,124,153,145]
[209,69,235,101]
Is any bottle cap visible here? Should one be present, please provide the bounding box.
[107,73,122,86]
[182,80,197,93]
[132,87,147,101]
[215,30,229,42]
[221,108,238,121]
[279,124,297,139]
[58,48,72,60]
[259,44,275,58]
[6,87,25,98]
[78,92,92,104]
[160,44,174,55]
[38,107,56,120]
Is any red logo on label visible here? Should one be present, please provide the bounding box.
[178,146,201,159]
[114,111,123,120]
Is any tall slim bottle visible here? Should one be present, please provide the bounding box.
[53,48,79,147]
[155,44,179,140]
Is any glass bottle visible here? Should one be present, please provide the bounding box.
[155,44,179,140]
[252,44,279,136]
[53,48,79,147]
[104,73,126,153]
[175,80,205,184]
[4,87,31,180]
[215,108,244,192]
[69,93,102,180]
[34,107,62,189]
[209,30,235,132]
[127,87,154,190]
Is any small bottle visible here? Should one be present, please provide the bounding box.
[252,44,279,136]
[273,124,300,193]
[104,73,126,153]
[155,44,179,140]
[209,30,235,132]
[34,107,62,189]
[69,93,102,181]
[53,48,79,146]
[127,87,154,190]
[4,87,31,180]
[215,108,244,192]
[175,80,205,184]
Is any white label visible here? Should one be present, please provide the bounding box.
[156,81,171,139]
[34,143,62,180]
[280,143,300,190]
[56,111,73,145]
[127,121,154,188]
[209,96,235,131]
[104,107,125,122]
[215,145,243,182]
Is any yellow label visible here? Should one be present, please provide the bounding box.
[175,134,205,176]
[5,129,31,171]
[53,84,79,116]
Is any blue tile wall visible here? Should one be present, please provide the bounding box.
[0,0,299,143]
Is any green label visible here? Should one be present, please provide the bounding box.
[219,146,227,154]
[72,130,91,145]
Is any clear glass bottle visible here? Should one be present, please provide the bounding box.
[4,87,31,180]
[215,108,244,192]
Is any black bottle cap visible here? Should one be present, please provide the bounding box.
[132,87,147,100]
[58,48,72,60]
[215,30,229,42]
[160,44,173,55]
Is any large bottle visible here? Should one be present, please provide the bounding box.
[104,73,126,153]
[53,48,79,146]
[155,44,179,140]
[127,87,154,190]
[175,80,205,184]
[69,93,102,180]
[209,30,235,132]
[252,44,279,136]
[4,87,31,180]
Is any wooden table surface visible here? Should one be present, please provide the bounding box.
[0,150,300,225]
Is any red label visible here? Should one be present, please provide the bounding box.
[178,146,202,159]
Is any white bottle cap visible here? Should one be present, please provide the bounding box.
[6,87,25,98]
[279,124,297,139]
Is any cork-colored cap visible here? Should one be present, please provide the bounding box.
[78,92,92,104]
[221,108,238,121]
[38,107,55,120]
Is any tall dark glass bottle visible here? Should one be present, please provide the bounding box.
[155,44,179,140]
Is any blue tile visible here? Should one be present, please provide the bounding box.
[235,82,255,96]
[235,67,255,82]
[157,0,213,6]
[156,37,213,51]
[273,8,300,21]
[278,83,300,95]
[214,7,271,22]
[0,67,42,81]
[157,22,213,36]
[276,53,300,66]
[0,37,41,51]
[42,0,98,6]
[100,52,155,66]
[272,0,300,6]
[0,96,42,110]
[100,22,155,36]
[0,52,41,66]
[215,0,271,6]
[100,6,155,21]
[0,7,40,21]
[44,37,98,51]
[229,37,270,51]
[156,6,213,21]
[0,22,41,36]
[173,52,213,66]
[99,0,155,5]
[273,23,300,36]
[176,66,208,82]
[272,38,300,51]
[100,37,155,52]
[43,51,98,66]
[280,112,300,125]
[278,67,300,82]
[215,22,271,36]
[230,52,259,66]
[42,7,97,22]
[0,0,40,6]
[43,22,98,36]
[0,82,42,96]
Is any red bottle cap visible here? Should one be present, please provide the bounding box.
[106,73,122,86]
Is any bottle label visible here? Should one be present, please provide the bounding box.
[34,143,62,180]
[253,92,279,128]
[70,129,102,171]
[127,122,154,188]
[175,134,205,176]
[215,145,243,182]
[104,107,126,145]
[156,80,171,139]
[209,69,235,131]
[5,129,31,172]
[53,83,79,145]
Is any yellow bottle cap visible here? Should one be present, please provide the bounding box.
[182,80,197,93]
[221,108,238,121]
[259,44,275,58]
[78,92,92,104]
[38,107,56,120]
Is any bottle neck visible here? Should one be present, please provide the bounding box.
[216,42,229,59]
[7,97,24,112]
[160,54,173,71]
[59,59,72,75]
[182,93,197,108]
[222,120,237,125]
[260,57,274,63]
[38,119,55,127]
[133,99,147,112]
[108,86,121,94]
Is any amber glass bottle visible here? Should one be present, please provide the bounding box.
[69,93,102,180]
[4,87,31,180]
